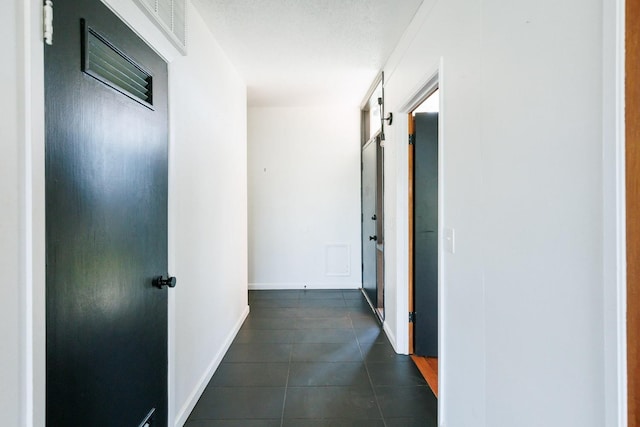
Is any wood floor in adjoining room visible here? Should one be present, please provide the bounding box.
[410,356,438,398]
[185,289,437,426]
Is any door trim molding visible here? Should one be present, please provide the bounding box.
[611,0,627,425]
[21,0,47,425]
[399,71,440,113]
[398,57,444,421]
[21,0,181,424]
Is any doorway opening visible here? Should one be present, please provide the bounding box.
[408,86,440,398]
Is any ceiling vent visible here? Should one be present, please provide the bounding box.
[136,0,187,52]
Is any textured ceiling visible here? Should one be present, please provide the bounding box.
[192,0,424,106]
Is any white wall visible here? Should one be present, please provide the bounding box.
[2,0,622,426]
[381,0,618,426]
[169,3,248,425]
[248,106,362,289]
[1,1,24,425]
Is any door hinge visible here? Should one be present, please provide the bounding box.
[408,134,415,145]
[44,0,54,45]
[409,311,416,323]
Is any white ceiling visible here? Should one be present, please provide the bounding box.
[192,0,424,107]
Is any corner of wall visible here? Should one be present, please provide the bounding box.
[383,320,403,355]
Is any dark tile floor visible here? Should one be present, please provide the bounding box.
[185,290,437,427]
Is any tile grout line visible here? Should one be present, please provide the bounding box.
[246,290,389,425]
[194,290,433,425]
[279,295,299,427]
[352,311,388,427]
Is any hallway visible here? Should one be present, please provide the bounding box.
[185,290,436,426]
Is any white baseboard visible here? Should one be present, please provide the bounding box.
[384,320,405,355]
[173,305,250,427]
[248,282,361,290]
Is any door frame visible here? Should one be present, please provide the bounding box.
[15,1,183,425]
[608,0,629,425]
[400,62,442,397]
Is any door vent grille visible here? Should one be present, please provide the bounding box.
[82,22,153,108]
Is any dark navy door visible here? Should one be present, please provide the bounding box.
[413,112,438,356]
[362,138,378,307]
[45,0,169,425]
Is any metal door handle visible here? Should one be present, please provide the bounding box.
[154,276,176,289]
[371,214,377,220]
[369,235,377,241]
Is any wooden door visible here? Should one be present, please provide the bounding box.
[45,0,170,424]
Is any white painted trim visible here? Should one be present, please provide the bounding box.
[399,68,440,113]
[436,58,446,427]
[392,111,410,355]
[360,71,384,110]
[167,291,176,426]
[395,60,442,336]
[615,0,627,424]
[24,0,46,425]
[19,1,32,425]
[166,49,178,426]
[602,0,627,425]
[389,58,443,362]
[173,305,250,427]
[383,320,400,354]
[249,282,361,290]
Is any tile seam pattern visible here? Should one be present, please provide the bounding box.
[185,289,436,426]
